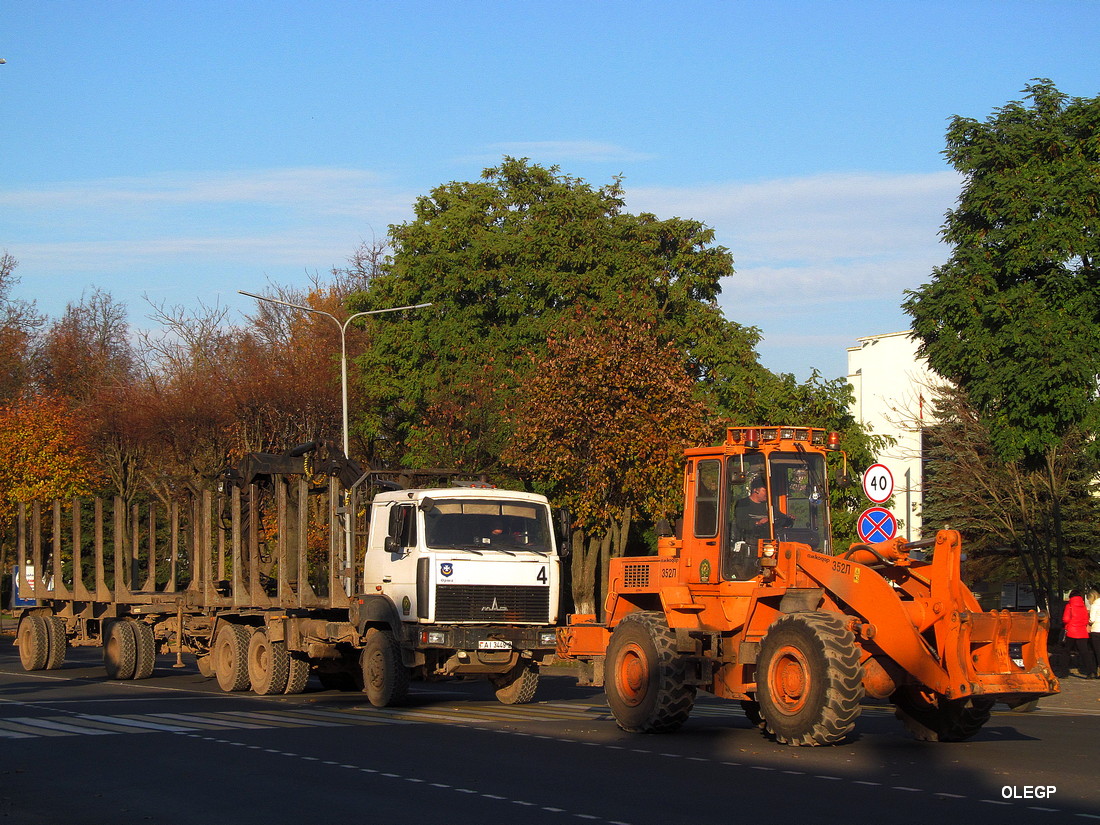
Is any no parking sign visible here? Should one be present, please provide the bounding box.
[857,507,897,543]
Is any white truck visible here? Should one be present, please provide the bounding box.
[11,447,564,706]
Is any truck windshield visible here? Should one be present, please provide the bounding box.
[423,499,554,554]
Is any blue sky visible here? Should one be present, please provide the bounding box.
[2,1,1098,381]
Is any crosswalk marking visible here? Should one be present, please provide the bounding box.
[0,700,618,741]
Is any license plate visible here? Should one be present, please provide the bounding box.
[478,639,512,650]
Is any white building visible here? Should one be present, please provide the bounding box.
[846,331,935,541]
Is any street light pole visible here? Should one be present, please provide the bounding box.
[238,291,431,458]
[238,290,431,594]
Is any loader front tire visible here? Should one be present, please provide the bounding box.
[757,612,863,746]
[605,611,696,733]
[892,687,993,742]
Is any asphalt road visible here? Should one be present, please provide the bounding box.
[1,645,1097,824]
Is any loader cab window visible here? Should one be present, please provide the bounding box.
[767,452,829,552]
[693,459,721,538]
[724,454,767,580]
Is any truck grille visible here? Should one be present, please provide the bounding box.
[434,585,550,623]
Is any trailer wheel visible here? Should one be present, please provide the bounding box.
[44,615,68,670]
[891,687,994,742]
[247,628,290,696]
[132,621,156,680]
[17,615,50,671]
[104,620,137,680]
[361,628,409,707]
[605,611,696,733]
[283,652,310,695]
[214,623,252,692]
[757,612,863,746]
[491,662,540,705]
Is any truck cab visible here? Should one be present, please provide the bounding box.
[356,485,561,704]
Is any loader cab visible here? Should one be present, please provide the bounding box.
[687,427,835,581]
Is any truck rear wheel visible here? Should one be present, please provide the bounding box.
[892,687,994,742]
[214,622,252,692]
[44,615,67,670]
[247,628,290,695]
[605,611,696,733]
[283,652,310,695]
[491,662,539,705]
[104,620,137,680]
[757,612,863,746]
[132,621,156,680]
[361,628,410,707]
[17,615,50,671]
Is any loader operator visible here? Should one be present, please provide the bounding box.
[734,476,793,542]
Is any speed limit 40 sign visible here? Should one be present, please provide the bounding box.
[862,463,894,503]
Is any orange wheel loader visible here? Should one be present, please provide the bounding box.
[556,427,1058,745]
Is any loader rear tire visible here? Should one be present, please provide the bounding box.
[605,611,696,733]
[17,615,50,671]
[757,612,864,746]
[891,687,994,742]
[214,622,252,692]
[491,662,540,705]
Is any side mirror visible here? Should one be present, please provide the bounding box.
[835,473,852,489]
[655,518,674,538]
[554,508,573,559]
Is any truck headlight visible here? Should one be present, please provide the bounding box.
[421,630,447,645]
[538,630,557,647]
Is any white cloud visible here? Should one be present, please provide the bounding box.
[0,168,397,210]
[626,170,961,302]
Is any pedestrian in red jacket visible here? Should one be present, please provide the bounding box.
[1063,589,1096,678]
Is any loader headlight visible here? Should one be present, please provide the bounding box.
[539,631,557,647]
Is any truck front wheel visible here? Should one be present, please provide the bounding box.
[361,628,410,707]
[605,611,696,733]
[757,612,863,746]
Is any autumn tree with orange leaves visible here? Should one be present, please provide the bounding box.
[0,394,101,531]
[507,315,708,615]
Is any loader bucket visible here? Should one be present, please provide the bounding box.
[948,608,1059,699]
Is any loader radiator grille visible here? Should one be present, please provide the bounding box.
[434,585,550,623]
[622,563,651,589]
